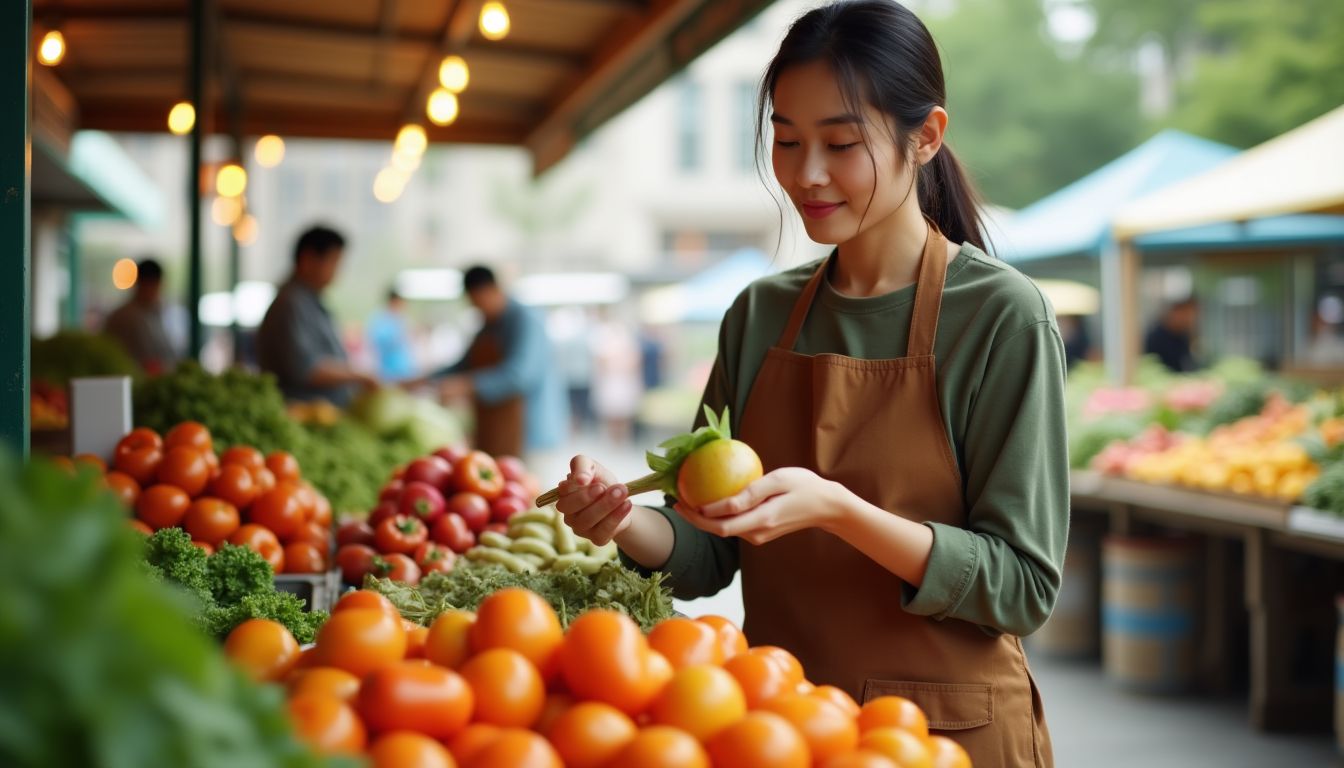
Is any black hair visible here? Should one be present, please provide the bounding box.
[387,287,404,303]
[1170,296,1199,311]
[293,226,346,265]
[136,258,164,283]
[755,0,988,251]
[463,266,496,292]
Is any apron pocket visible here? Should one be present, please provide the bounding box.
[861,680,994,731]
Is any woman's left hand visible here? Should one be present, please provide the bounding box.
[675,467,847,545]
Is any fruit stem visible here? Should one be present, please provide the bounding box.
[534,470,667,509]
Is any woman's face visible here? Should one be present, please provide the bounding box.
[770,60,914,246]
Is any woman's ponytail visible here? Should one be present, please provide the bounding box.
[919,145,988,253]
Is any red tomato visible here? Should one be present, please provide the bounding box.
[414,541,456,575]
[447,492,490,533]
[399,482,446,526]
[285,542,328,574]
[311,491,333,526]
[455,451,504,499]
[128,519,154,536]
[292,520,331,550]
[496,456,528,484]
[368,500,400,528]
[182,497,241,545]
[249,485,306,540]
[114,446,163,486]
[73,453,107,473]
[337,520,377,547]
[265,450,302,483]
[379,479,405,505]
[336,544,379,585]
[433,445,469,468]
[375,515,429,555]
[383,553,422,585]
[115,427,162,460]
[157,446,211,497]
[192,541,215,556]
[430,513,475,554]
[224,618,300,682]
[314,608,408,678]
[490,495,528,524]
[104,471,141,508]
[404,456,454,492]
[136,484,191,530]
[357,661,474,739]
[484,522,509,536]
[221,444,265,471]
[210,463,258,510]
[164,421,213,454]
[229,523,285,572]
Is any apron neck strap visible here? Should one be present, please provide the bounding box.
[775,223,952,354]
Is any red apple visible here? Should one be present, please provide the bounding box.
[431,513,475,553]
[433,445,470,468]
[336,520,377,548]
[447,491,491,533]
[500,480,528,501]
[399,481,447,526]
[496,455,528,484]
[490,495,529,524]
[404,455,453,492]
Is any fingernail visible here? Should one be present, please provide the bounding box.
[611,486,626,500]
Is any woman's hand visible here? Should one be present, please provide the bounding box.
[554,455,634,545]
[675,467,847,545]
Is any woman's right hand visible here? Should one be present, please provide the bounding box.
[554,455,634,545]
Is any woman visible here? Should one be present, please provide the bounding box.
[554,2,1067,764]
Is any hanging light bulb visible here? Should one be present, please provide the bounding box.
[479,2,510,41]
[168,101,196,135]
[215,163,248,197]
[112,258,138,290]
[391,149,421,173]
[38,30,66,66]
[254,135,285,168]
[438,55,470,93]
[394,124,428,157]
[211,196,242,226]
[233,214,258,246]
[427,88,460,126]
[373,167,407,204]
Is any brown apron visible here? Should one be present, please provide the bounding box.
[737,226,1052,766]
[466,332,525,458]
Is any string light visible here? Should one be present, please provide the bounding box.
[38,30,65,66]
[216,163,247,197]
[167,102,195,135]
[211,196,242,226]
[233,214,258,246]
[254,135,285,168]
[479,2,510,41]
[427,89,460,126]
[373,167,407,203]
[439,55,470,93]
[394,124,428,157]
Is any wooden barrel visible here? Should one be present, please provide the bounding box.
[1030,533,1099,658]
[1102,535,1199,693]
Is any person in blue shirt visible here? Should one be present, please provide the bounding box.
[367,288,417,381]
[424,266,568,458]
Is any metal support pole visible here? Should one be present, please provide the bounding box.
[1,1,32,457]
[187,0,206,359]
[63,218,81,328]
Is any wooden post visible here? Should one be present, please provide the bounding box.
[187,0,205,359]
[0,1,32,457]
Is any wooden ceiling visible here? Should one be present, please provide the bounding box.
[30,0,772,172]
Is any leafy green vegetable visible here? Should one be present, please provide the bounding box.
[144,526,212,605]
[369,562,676,631]
[208,543,280,607]
[32,329,142,386]
[0,455,346,768]
[202,593,328,645]
[1304,463,1344,517]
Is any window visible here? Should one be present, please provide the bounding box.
[677,79,702,172]
[736,80,759,173]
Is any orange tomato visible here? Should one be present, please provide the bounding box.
[676,438,762,509]
[723,651,792,710]
[136,484,191,530]
[157,446,211,497]
[252,466,277,494]
[856,696,929,739]
[289,666,361,702]
[535,691,575,736]
[209,464,258,510]
[470,588,563,672]
[927,735,972,768]
[820,750,900,768]
[290,482,320,521]
[115,446,163,486]
[368,731,455,768]
[425,610,476,669]
[104,471,140,508]
[283,541,327,574]
[311,490,333,526]
[128,519,153,536]
[610,725,710,768]
[650,617,726,670]
[314,608,408,678]
[405,626,430,659]
[221,444,265,471]
[449,723,502,764]
[249,485,306,540]
[228,524,285,573]
[859,727,933,768]
[544,701,636,768]
[223,618,300,682]
[358,661,474,740]
[749,646,805,687]
[266,450,302,483]
[164,421,212,452]
[191,541,215,555]
[333,589,400,617]
[762,695,859,764]
[696,615,749,660]
[288,694,366,755]
[73,453,107,473]
[460,648,545,728]
[115,427,162,459]
[182,497,240,545]
[463,728,562,768]
[810,685,860,718]
[650,664,747,741]
[291,519,331,549]
[50,456,76,474]
[560,610,662,716]
[706,710,811,768]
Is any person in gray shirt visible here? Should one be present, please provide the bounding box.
[103,258,178,375]
[257,226,377,406]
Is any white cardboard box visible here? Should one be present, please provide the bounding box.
[70,376,132,460]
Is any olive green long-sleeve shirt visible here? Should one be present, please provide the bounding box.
[631,244,1070,637]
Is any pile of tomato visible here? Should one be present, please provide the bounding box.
[88,421,333,575]
[334,447,540,586]
[224,588,971,768]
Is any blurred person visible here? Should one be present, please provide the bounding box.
[550,3,1067,765]
[589,308,643,445]
[1144,296,1199,372]
[1057,314,1093,369]
[1304,308,1344,366]
[103,257,178,375]
[634,324,668,442]
[417,266,567,458]
[553,308,596,435]
[367,288,417,380]
[257,226,378,406]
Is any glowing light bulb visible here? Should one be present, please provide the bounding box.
[215,163,247,197]
[233,214,258,245]
[394,124,427,157]
[38,30,65,66]
[211,196,242,225]
[373,167,407,203]
[427,89,460,126]
[438,55,470,93]
[254,135,285,168]
[168,101,196,135]
[479,2,510,41]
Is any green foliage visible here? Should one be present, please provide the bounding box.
[370,562,676,632]
[143,527,212,605]
[0,457,344,768]
[32,330,142,385]
[207,543,278,607]
[134,362,302,451]
[1304,463,1344,517]
[202,594,328,646]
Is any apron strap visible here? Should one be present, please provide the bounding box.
[776,255,832,350]
[907,224,950,358]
